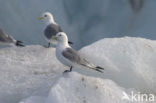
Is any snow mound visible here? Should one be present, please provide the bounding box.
[46,72,125,103]
[20,72,150,103]
[79,37,156,93]
[0,37,156,103]
[20,72,127,103]
[20,96,46,103]
[0,45,66,103]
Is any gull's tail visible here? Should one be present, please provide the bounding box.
[15,40,25,47]
[81,60,104,73]
[86,65,104,73]
[94,66,104,73]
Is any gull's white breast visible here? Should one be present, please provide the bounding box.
[56,46,73,67]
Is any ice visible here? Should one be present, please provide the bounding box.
[0,45,66,103]
[79,37,156,93]
[45,72,127,103]
[19,72,129,103]
[20,72,151,103]
[1,0,156,49]
[19,96,46,103]
[0,37,156,103]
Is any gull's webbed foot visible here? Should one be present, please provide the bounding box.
[63,66,72,73]
[43,43,51,48]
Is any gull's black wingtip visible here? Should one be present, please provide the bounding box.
[94,66,104,73]
[96,66,104,70]
[16,40,25,47]
[68,41,74,45]
[95,69,103,73]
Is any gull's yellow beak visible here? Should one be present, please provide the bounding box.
[37,17,44,20]
[51,36,57,40]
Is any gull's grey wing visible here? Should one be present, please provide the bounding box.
[0,29,11,42]
[44,23,63,39]
[62,48,90,65]
[0,28,15,43]
[0,28,8,41]
[62,48,104,73]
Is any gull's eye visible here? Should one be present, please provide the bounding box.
[44,15,47,17]
[59,34,61,36]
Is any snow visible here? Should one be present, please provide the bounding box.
[0,45,66,103]
[20,96,46,103]
[79,37,156,93]
[20,72,152,103]
[44,72,126,103]
[0,37,156,103]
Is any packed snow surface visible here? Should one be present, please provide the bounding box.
[20,72,132,103]
[79,37,156,93]
[20,72,154,103]
[0,37,156,103]
[0,46,66,103]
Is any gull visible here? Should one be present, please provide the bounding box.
[0,28,24,47]
[54,32,104,73]
[38,12,73,48]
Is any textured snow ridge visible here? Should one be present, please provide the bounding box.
[46,72,124,103]
[0,45,65,103]
[79,37,156,93]
[20,72,126,103]
[20,72,150,103]
[0,37,156,103]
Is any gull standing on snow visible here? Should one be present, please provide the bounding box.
[38,12,73,48]
[53,32,104,73]
[0,28,24,47]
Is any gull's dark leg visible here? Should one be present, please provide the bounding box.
[47,42,50,48]
[69,66,72,72]
[43,42,50,48]
[63,66,72,73]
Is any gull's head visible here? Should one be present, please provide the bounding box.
[38,12,55,24]
[55,32,68,44]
